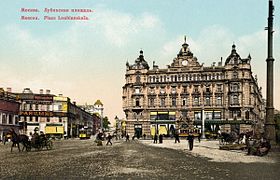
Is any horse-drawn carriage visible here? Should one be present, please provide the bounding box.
[25,134,53,151]
[9,129,53,152]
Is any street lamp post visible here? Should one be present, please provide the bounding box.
[265,0,276,143]
[201,107,205,139]
[100,107,104,131]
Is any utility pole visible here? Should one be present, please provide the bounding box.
[265,0,276,143]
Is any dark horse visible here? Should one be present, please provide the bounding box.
[9,129,29,152]
[219,131,239,145]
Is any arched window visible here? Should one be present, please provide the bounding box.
[216,96,222,106]
[206,96,211,106]
[182,98,187,106]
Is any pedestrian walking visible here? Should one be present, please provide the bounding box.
[153,134,158,144]
[187,132,194,151]
[126,134,130,142]
[143,134,146,140]
[159,134,163,143]
[175,132,180,143]
[198,132,201,143]
[106,133,113,145]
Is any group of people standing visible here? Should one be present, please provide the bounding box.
[153,131,201,151]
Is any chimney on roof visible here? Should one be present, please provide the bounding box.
[40,89,44,94]
[46,89,51,94]
[73,101,76,105]
[7,87,12,93]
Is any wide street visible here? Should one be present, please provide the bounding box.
[0,138,279,180]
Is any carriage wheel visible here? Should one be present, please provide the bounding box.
[26,145,31,152]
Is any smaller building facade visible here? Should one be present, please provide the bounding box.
[0,88,20,141]
[16,88,94,138]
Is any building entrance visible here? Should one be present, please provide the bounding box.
[134,124,142,139]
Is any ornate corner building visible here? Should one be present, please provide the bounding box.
[122,39,264,137]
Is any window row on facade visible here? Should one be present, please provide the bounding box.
[0,112,19,125]
[21,102,65,111]
[148,73,224,83]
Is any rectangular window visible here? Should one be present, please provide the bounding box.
[47,105,50,111]
[194,112,201,120]
[206,97,211,106]
[15,116,19,125]
[194,86,199,92]
[149,98,154,107]
[158,113,169,120]
[150,115,157,120]
[217,84,222,92]
[205,112,212,120]
[160,98,165,107]
[8,115,13,124]
[172,98,176,107]
[216,97,222,106]
[23,103,27,110]
[213,112,221,119]
[58,104,62,111]
[2,114,6,124]
[194,97,199,106]
[35,104,39,110]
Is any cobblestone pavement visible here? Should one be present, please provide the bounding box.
[0,138,279,180]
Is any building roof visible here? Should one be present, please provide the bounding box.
[94,99,103,106]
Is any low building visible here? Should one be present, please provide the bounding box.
[16,88,94,138]
[0,88,20,141]
[79,103,102,135]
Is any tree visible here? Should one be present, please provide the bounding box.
[103,116,111,130]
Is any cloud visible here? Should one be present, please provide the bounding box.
[0,8,166,121]
[158,25,280,110]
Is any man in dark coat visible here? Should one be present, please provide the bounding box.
[153,134,158,144]
[175,132,180,143]
[106,133,113,145]
[187,132,194,151]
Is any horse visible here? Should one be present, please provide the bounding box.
[219,131,239,145]
[9,129,29,152]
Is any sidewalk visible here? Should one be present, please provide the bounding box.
[140,139,279,163]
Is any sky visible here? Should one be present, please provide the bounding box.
[0,0,279,124]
